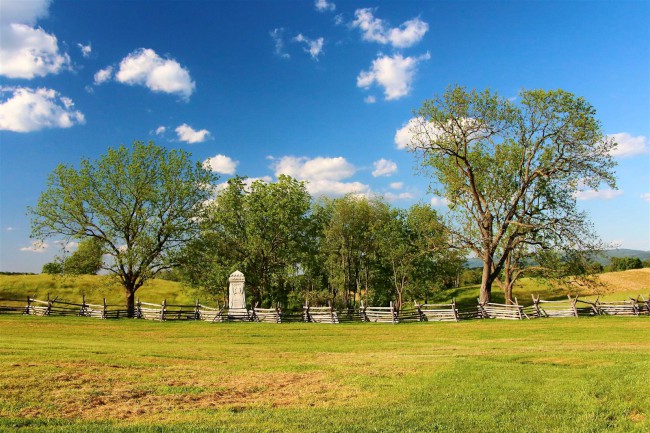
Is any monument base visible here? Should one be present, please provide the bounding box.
[227,308,251,321]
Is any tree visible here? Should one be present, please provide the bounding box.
[30,141,216,316]
[180,175,312,307]
[408,86,617,303]
[42,261,62,275]
[63,238,104,275]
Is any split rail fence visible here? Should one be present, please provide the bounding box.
[1,293,648,323]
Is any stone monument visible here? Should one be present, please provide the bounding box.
[227,270,249,320]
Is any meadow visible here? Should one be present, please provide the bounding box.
[0,269,648,432]
[0,316,649,432]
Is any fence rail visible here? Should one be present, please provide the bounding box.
[1,293,648,323]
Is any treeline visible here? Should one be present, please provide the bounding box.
[177,176,464,309]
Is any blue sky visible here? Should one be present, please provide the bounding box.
[1,0,648,273]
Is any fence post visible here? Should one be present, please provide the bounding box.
[161,299,167,321]
[103,298,107,319]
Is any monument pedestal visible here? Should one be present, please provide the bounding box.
[227,270,249,321]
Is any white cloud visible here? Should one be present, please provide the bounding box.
[574,189,624,201]
[154,125,166,135]
[0,0,51,25]
[6,227,15,231]
[270,28,290,59]
[395,118,418,149]
[372,158,398,177]
[364,95,376,104]
[315,0,335,12]
[272,156,369,196]
[293,34,324,60]
[203,154,238,175]
[115,48,195,100]
[93,66,113,84]
[430,197,450,207]
[389,182,403,190]
[175,123,210,143]
[20,241,49,253]
[0,87,85,132]
[334,14,344,25]
[78,42,91,58]
[642,193,650,202]
[0,23,70,79]
[385,192,414,201]
[394,116,452,150]
[357,52,430,100]
[352,8,428,48]
[608,133,648,158]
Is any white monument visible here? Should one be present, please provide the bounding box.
[228,270,247,310]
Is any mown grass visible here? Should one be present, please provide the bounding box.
[0,315,648,432]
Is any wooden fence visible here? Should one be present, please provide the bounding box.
[1,293,648,323]
[303,301,339,324]
[415,300,459,322]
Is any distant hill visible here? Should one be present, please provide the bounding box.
[464,249,650,268]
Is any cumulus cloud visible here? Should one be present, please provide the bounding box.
[394,118,418,149]
[270,28,290,59]
[357,52,430,100]
[385,192,414,201]
[0,0,51,25]
[430,197,450,207]
[272,156,369,196]
[175,123,210,143]
[315,0,335,12]
[203,154,238,175]
[115,48,195,100]
[608,133,648,158]
[389,182,403,190]
[364,95,376,104]
[574,189,624,201]
[0,23,70,79]
[19,240,49,253]
[0,87,85,132]
[154,126,166,135]
[352,8,428,48]
[293,34,324,60]
[93,66,113,84]
[372,158,398,177]
[77,42,91,58]
[642,193,650,202]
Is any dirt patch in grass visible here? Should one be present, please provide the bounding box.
[16,371,356,421]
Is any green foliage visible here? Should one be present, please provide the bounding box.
[180,175,311,307]
[63,238,103,275]
[410,85,617,302]
[29,141,217,314]
[609,257,643,272]
[41,261,63,275]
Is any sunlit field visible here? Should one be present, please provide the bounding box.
[1,315,649,432]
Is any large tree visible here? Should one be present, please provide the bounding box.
[408,86,617,303]
[30,141,216,316]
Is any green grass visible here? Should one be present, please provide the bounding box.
[0,274,197,306]
[2,268,648,311]
[0,316,648,432]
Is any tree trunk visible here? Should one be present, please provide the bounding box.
[125,286,136,318]
[480,256,493,304]
[504,281,514,305]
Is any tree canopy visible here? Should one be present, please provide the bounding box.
[408,86,617,303]
[30,141,217,316]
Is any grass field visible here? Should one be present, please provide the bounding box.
[1,316,649,432]
[1,268,648,309]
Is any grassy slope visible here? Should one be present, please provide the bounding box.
[1,268,648,309]
[0,316,648,432]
